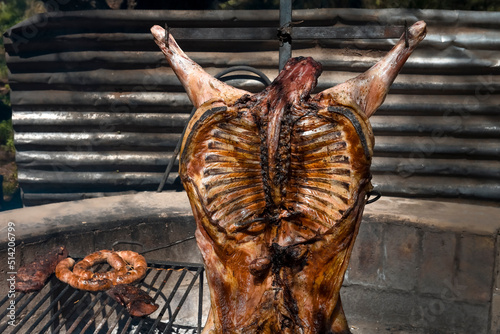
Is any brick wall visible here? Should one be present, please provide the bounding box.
[342,198,500,333]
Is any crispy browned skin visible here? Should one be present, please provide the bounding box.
[15,246,68,292]
[152,22,426,334]
[180,59,370,333]
[106,285,159,317]
[55,250,147,291]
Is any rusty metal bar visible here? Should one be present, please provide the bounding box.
[163,267,203,334]
[198,270,204,334]
[79,296,110,333]
[21,284,71,333]
[147,268,188,334]
[65,291,107,333]
[106,307,128,334]
[0,292,30,333]
[118,316,134,334]
[92,296,121,334]
[39,289,81,332]
[128,268,166,334]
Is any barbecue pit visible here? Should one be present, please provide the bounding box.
[0,260,205,334]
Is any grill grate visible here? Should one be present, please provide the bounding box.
[0,261,205,334]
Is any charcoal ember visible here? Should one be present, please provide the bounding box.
[15,246,68,292]
[106,285,158,317]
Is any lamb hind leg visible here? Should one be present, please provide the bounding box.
[331,298,351,334]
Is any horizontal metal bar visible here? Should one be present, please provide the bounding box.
[374,136,500,158]
[11,91,192,108]
[372,157,500,179]
[372,174,500,200]
[6,49,500,76]
[170,27,277,40]
[6,26,402,44]
[293,26,404,39]
[14,133,181,151]
[370,115,500,137]
[5,9,500,35]
[17,170,175,188]
[15,151,177,171]
[9,71,500,96]
[13,111,189,128]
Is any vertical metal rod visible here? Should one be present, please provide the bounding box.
[197,268,204,334]
[279,0,292,71]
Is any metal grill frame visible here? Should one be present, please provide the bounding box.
[0,260,205,334]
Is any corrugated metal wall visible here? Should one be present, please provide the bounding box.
[4,8,500,206]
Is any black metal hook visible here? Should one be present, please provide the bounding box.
[366,189,381,204]
[112,240,145,251]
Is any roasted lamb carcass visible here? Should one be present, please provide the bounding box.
[151,21,426,334]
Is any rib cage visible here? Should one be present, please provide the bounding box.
[181,104,373,241]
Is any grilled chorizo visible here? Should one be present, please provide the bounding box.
[55,250,147,291]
